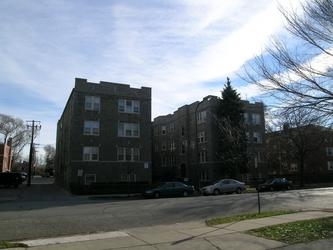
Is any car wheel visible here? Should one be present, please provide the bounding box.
[154,192,160,198]
[183,191,188,197]
[236,187,242,194]
[213,189,220,195]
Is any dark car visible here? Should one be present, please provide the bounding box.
[200,179,246,195]
[257,178,292,192]
[143,181,195,198]
[0,172,25,188]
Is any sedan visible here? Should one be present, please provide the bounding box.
[201,179,246,195]
[257,178,292,192]
[143,181,195,198]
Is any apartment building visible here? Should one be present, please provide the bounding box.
[152,96,265,187]
[55,78,152,194]
[266,125,333,183]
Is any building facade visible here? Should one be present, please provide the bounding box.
[152,96,265,188]
[266,125,333,183]
[55,78,152,193]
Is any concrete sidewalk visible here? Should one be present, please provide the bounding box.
[7,210,333,250]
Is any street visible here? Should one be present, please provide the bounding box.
[0,180,332,241]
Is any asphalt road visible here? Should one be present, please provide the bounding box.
[0,181,332,241]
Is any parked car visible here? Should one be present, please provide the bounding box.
[200,179,246,195]
[257,178,292,192]
[143,181,195,198]
[0,172,25,188]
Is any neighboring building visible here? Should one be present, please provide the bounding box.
[55,78,152,194]
[0,140,12,172]
[266,125,333,183]
[152,95,265,187]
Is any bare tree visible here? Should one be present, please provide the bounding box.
[44,145,56,174]
[0,113,31,163]
[243,0,333,117]
[272,108,327,187]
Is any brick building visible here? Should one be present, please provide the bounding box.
[266,125,333,183]
[152,96,265,188]
[55,78,152,194]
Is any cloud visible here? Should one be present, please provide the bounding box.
[0,0,305,147]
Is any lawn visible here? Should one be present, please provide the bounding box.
[206,210,296,226]
[0,241,27,249]
[248,217,333,244]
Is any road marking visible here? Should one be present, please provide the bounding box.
[18,231,129,246]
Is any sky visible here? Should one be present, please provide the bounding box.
[0,0,307,156]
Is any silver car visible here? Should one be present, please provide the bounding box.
[201,179,246,195]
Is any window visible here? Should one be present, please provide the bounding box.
[199,151,208,163]
[118,99,140,113]
[83,120,100,136]
[161,125,166,135]
[181,126,185,136]
[162,143,166,151]
[181,143,186,154]
[181,141,187,154]
[170,140,176,151]
[117,147,140,161]
[83,147,99,161]
[197,111,207,124]
[84,174,96,185]
[118,122,140,137]
[169,123,175,133]
[326,147,333,156]
[328,161,333,171]
[290,163,298,172]
[253,132,262,143]
[162,156,167,167]
[198,131,206,143]
[252,113,261,125]
[85,96,100,111]
[200,171,209,181]
[170,155,176,165]
[243,113,250,124]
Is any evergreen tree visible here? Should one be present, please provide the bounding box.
[216,78,248,177]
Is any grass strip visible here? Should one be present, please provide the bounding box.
[206,210,296,226]
[248,217,333,244]
[0,241,27,249]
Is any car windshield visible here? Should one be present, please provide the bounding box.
[264,179,274,184]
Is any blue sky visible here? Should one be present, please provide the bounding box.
[0,0,307,153]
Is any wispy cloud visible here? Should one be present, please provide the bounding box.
[0,0,305,146]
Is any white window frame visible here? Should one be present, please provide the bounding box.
[328,161,333,171]
[197,111,207,124]
[243,113,250,124]
[83,147,99,161]
[85,96,100,111]
[198,131,206,143]
[199,151,207,163]
[118,122,140,137]
[170,140,176,151]
[252,113,261,125]
[84,174,96,185]
[326,147,333,156]
[161,125,166,135]
[118,99,140,114]
[83,120,100,136]
[253,132,262,143]
[117,147,140,162]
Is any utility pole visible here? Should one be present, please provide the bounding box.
[26,120,41,187]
